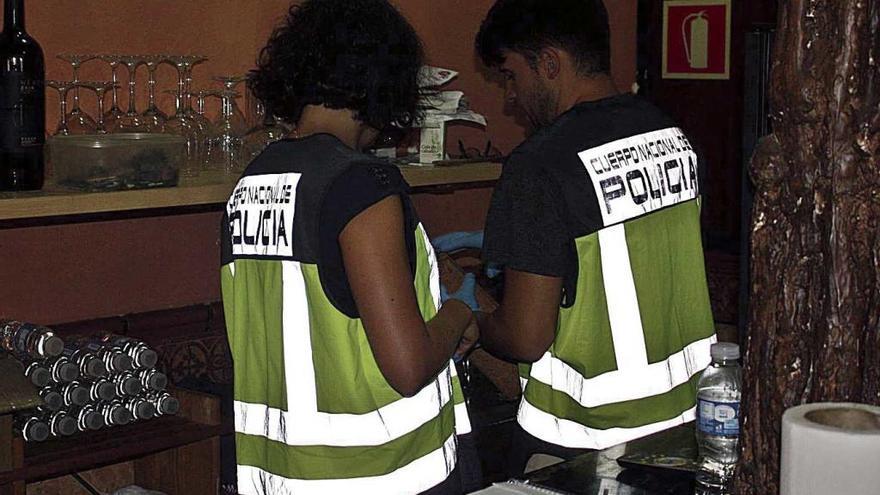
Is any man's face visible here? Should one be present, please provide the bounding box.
[498,51,556,129]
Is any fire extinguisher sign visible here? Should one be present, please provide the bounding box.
[662,0,731,80]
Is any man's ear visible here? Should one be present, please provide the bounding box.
[538,47,562,80]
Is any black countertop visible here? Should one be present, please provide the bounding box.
[518,425,699,495]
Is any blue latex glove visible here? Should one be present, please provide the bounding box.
[485,262,503,279]
[432,231,484,253]
[440,272,480,312]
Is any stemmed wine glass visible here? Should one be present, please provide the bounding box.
[243,109,287,161]
[111,55,145,132]
[209,89,249,174]
[45,80,77,136]
[140,54,167,132]
[57,53,98,133]
[75,81,117,134]
[162,88,206,177]
[212,75,249,137]
[97,54,125,131]
[194,89,219,165]
[165,55,208,117]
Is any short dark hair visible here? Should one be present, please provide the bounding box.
[475,0,611,76]
[249,0,424,130]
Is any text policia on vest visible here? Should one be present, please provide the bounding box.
[227,174,301,257]
[579,127,700,226]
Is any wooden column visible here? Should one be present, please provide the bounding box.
[0,416,24,495]
[734,1,880,494]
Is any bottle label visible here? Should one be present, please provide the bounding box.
[13,324,37,355]
[0,74,45,149]
[698,398,740,436]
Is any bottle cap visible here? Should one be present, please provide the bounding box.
[710,342,741,362]
[71,386,90,407]
[113,353,133,372]
[160,396,180,415]
[113,407,133,426]
[58,361,80,382]
[55,415,77,436]
[148,372,168,392]
[85,358,107,378]
[42,335,64,357]
[84,412,104,431]
[25,421,50,442]
[136,401,156,420]
[139,349,159,369]
[122,377,142,396]
[29,367,51,388]
[97,381,117,401]
[41,391,64,411]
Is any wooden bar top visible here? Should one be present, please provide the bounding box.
[0,162,502,222]
[0,356,41,415]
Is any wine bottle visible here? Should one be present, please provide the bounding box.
[24,361,49,387]
[98,400,133,426]
[15,415,49,442]
[148,391,180,416]
[0,0,45,190]
[103,335,158,370]
[68,336,133,373]
[72,404,105,431]
[86,378,118,402]
[124,396,156,420]
[0,320,64,359]
[48,355,79,383]
[47,410,77,437]
[62,346,107,379]
[37,387,63,412]
[60,381,90,407]
[137,368,167,392]
[112,371,143,397]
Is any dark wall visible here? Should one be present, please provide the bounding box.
[637,0,777,250]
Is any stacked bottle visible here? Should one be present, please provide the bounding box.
[2,322,178,442]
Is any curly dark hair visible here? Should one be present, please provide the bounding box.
[249,0,424,130]
[475,0,610,76]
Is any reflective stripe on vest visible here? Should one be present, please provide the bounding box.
[420,225,472,436]
[236,433,458,495]
[517,390,697,449]
[221,161,465,491]
[518,219,714,449]
[230,260,456,447]
[528,334,715,410]
[517,159,714,450]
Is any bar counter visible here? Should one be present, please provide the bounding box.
[0,161,502,223]
[509,425,698,494]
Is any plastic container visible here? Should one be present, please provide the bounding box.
[48,134,185,191]
[696,342,742,492]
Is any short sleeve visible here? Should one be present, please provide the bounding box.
[482,156,570,278]
[318,161,415,318]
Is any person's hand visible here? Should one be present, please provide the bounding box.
[454,316,480,363]
[485,262,502,279]
[440,273,479,312]
[432,231,484,253]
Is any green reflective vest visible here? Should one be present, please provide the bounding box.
[221,165,470,494]
[517,127,717,449]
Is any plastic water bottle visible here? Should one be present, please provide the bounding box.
[695,342,742,492]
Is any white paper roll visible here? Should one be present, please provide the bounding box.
[780,402,880,495]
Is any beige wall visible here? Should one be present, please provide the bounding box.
[0,0,636,325]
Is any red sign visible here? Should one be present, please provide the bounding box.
[663,0,731,80]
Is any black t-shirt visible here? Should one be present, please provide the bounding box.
[222,134,419,319]
[483,94,701,306]
[319,156,419,319]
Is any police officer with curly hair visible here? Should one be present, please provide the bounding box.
[221,1,478,493]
